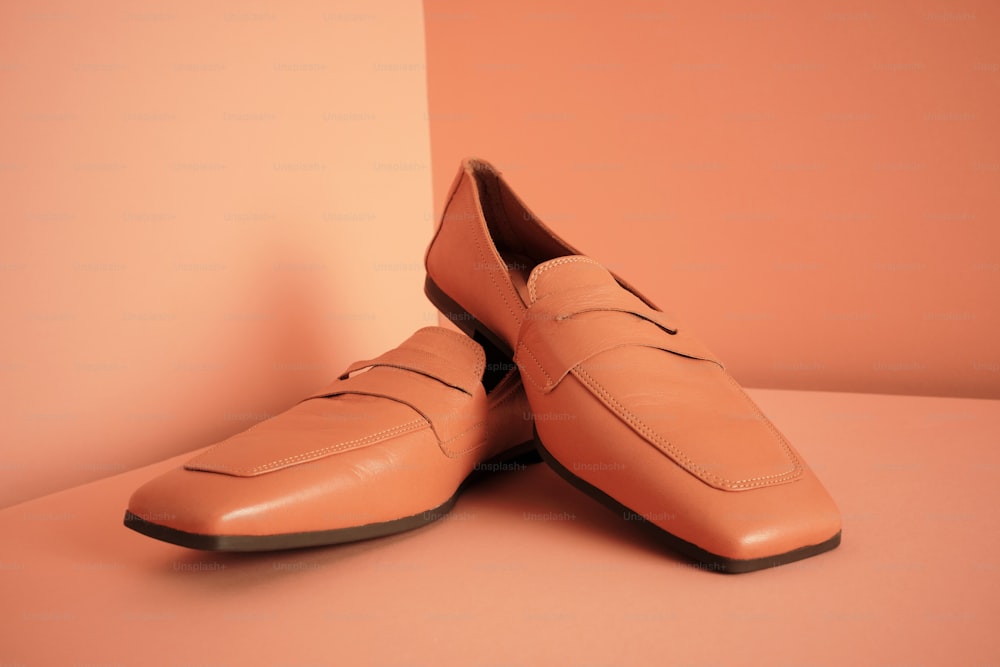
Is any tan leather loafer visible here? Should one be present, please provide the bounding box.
[425,158,841,572]
[124,327,533,551]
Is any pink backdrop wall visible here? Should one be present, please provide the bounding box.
[424,0,1000,400]
[0,1,434,507]
[2,2,998,508]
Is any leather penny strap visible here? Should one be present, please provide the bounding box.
[184,329,485,476]
[335,345,480,396]
[530,283,678,334]
[300,328,484,443]
[517,286,723,395]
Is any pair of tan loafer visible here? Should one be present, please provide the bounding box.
[126,158,841,573]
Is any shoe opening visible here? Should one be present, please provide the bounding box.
[471,162,575,303]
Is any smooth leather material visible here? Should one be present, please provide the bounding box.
[127,327,532,540]
[424,159,841,563]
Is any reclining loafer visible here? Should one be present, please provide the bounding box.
[124,327,532,551]
[424,158,841,571]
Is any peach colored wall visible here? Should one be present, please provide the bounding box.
[424,1,1000,399]
[0,1,434,507]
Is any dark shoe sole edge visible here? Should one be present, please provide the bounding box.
[123,441,540,552]
[123,498,457,552]
[534,429,841,574]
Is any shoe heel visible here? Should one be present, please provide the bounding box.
[424,275,513,357]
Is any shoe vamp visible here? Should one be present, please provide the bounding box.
[571,346,801,491]
[184,395,430,477]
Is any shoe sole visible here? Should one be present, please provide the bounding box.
[534,428,841,573]
[123,441,539,552]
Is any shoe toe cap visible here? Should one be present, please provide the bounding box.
[126,467,255,537]
[681,474,843,565]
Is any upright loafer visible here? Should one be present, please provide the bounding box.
[124,327,532,551]
[424,158,841,572]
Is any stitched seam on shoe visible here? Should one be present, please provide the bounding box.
[515,341,553,391]
[721,371,803,479]
[527,256,599,303]
[572,366,719,483]
[572,366,800,490]
[439,419,488,458]
[202,418,428,475]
